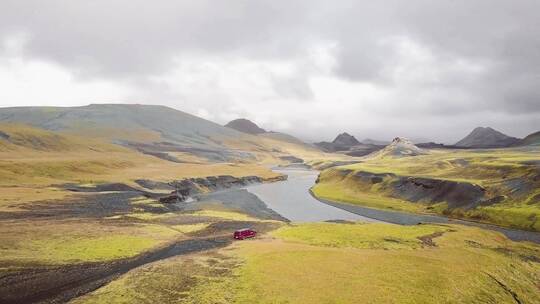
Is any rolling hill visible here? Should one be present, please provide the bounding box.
[0,104,241,147]
[225,118,266,134]
[0,104,323,164]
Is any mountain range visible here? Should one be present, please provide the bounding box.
[0,105,537,162]
[315,126,538,157]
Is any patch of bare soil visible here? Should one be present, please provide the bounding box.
[0,192,174,221]
[417,231,445,247]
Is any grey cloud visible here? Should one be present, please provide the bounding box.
[1,0,311,78]
[1,0,539,141]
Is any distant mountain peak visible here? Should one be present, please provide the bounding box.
[225,118,266,134]
[455,126,519,148]
[332,132,360,146]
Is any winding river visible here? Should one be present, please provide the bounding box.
[246,168,540,243]
[246,168,376,222]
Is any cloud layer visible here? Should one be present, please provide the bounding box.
[1,0,539,143]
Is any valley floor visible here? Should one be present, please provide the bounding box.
[0,143,539,303]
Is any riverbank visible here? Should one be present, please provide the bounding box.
[311,189,540,243]
[241,167,540,243]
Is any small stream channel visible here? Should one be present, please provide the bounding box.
[245,168,540,243]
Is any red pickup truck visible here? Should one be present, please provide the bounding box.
[233,228,257,240]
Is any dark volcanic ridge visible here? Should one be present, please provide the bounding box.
[370,137,428,158]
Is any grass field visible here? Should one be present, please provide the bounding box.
[73,222,540,304]
[0,219,183,266]
[341,147,540,185]
[312,147,540,231]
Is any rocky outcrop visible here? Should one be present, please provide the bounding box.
[323,169,489,210]
[391,177,486,209]
[370,137,427,158]
[158,175,287,203]
[66,174,287,204]
[354,171,396,184]
[134,179,175,191]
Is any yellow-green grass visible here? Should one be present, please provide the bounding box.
[272,222,449,249]
[0,150,281,186]
[0,123,127,153]
[342,147,540,186]
[459,204,540,231]
[170,223,211,234]
[190,210,261,222]
[73,222,540,304]
[71,252,240,304]
[313,176,540,231]
[0,186,70,212]
[0,123,286,189]
[233,224,540,304]
[0,148,282,215]
[221,133,351,166]
[313,147,540,231]
[122,212,180,221]
[0,220,182,265]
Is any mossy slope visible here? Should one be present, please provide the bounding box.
[313,147,540,231]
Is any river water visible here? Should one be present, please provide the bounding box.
[246,168,377,222]
[245,168,540,243]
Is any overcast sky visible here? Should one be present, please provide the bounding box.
[1,1,539,143]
